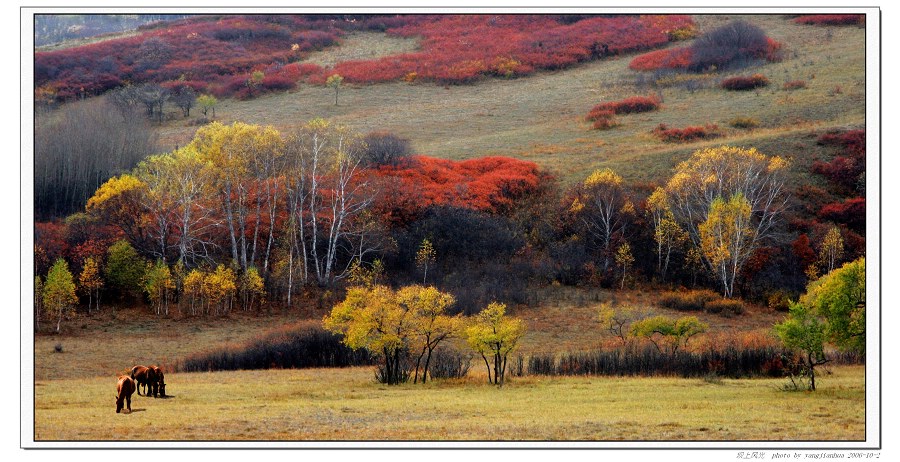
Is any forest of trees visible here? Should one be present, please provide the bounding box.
[33,113,865,328]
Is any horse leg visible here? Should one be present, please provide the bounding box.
[126,395,131,413]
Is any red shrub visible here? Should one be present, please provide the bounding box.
[818,197,866,232]
[591,112,618,130]
[791,234,817,269]
[721,74,769,91]
[369,155,546,225]
[812,130,866,193]
[793,15,865,26]
[653,123,720,142]
[588,95,660,118]
[628,47,693,71]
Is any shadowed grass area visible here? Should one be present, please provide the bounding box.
[34,365,865,441]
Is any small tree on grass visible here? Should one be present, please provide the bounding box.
[326,74,343,106]
[43,259,77,334]
[324,285,417,385]
[630,315,708,356]
[804,257,865,355]
[466,302,526,387]
[198,94,218,118]
[398,285,461,384]
[774,301,828,391]
[598,302,640,346]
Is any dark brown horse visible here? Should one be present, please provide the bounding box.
[150,365,166,397]
[116,375,136,413]
[130,365,158,396]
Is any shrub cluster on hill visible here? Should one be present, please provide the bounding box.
[35,14,695,102]
[629,20,782,73]
[586,95,660,130]
[35,15,339,100]
[793,15,865,26]
[330,15,695,85]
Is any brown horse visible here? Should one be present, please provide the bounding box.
[150,365,166,397]
[116,375,136,413]
[130,365,158,396]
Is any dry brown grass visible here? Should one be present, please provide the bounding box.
[33,365,865,441]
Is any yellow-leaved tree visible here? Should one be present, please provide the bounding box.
[182,268,205,316]
[78,256,103,313]
[646,187,687,281]
[699,193,754,298]
[239,267,266,312]
[819,226,845,274]
[43,258,78,333]
[143,259,174,316]
[465,302,526,387]
[324,285,417,385]
[397,285,461,383]
[665,146,789,296]
[570,168,634,274]
[203,264,237,315]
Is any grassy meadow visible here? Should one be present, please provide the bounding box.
[33,288,864,441]
[34,366,865,441]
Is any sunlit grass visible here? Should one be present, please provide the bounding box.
[34,365,865,441]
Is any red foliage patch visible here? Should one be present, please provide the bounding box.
[588,95,660,118]
[628,31,782,72]
[653,123,720,143]
[628,47,693,71]
[721,74,769,91]
[323,15,695,84]
[369,155,546,225]
[36,15,694,99]
[793,15,865,26]
[818,197,865,233]
[35,15,339,100]
[811,130,866,193]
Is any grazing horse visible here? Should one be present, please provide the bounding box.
[130,365,158,396]
[150,366,166,397]
[116,375,136,413]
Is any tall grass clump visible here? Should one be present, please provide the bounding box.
[525,343,797,378]
[180,324,372,372]
[653,123,721,143]
[721,74,769,91]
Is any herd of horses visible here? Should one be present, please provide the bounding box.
[115,365,166,414]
